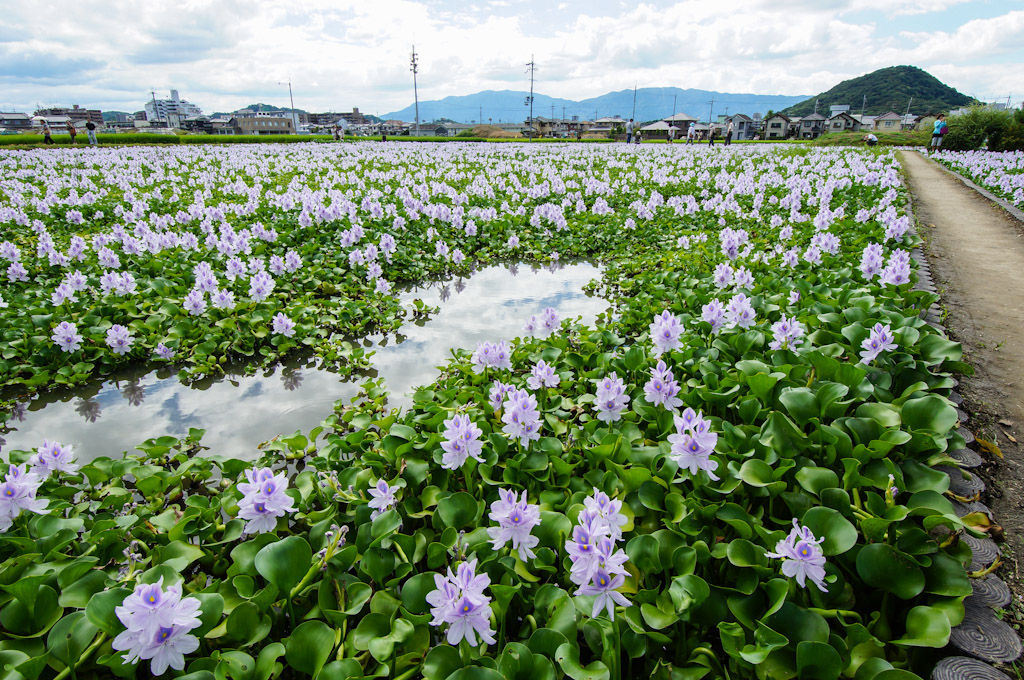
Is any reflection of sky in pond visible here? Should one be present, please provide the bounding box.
[2,262,606,462]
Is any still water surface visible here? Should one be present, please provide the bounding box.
[2,262,606,461]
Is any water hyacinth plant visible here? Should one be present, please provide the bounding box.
[0,143,977,680]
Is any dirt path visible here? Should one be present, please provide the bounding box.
[900,150,1024,572]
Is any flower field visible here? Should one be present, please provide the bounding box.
[933,149,1024,209]
[0,143,976,680]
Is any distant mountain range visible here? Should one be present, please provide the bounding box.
[380,88,810,124]
[780,66,976,117]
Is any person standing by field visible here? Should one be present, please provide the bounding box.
[86,120,98,146]
[66,120,77,144]
[708,125,716,147]
[667,125,676,143]
[42,122,54,144]
[686,122,695,144]
[724,120,734,146]
[625,118,634,144]
[929,114,947,152]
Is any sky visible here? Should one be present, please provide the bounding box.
[0,0,1021,117]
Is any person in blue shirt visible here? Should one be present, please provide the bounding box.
[929,114,947,152]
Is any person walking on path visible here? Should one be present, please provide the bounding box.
[625,118,634,144]
[708,126,716,147]
[66,120,77,144]
[667,125,676,143]
[929,114,947,153]
[85,120,98,146]
[686,122,695,145]
[724,121,734,146]
[42,122,54,145]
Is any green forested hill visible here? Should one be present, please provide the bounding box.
[780,66,975,117]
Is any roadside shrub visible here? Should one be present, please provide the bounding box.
[943,107,1014,151]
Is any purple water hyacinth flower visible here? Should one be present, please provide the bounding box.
[702,299,726,334]
[471,341,512,374]
[52,321,83,352]
[0,464,47,531]
[527,360,561,390]
[859,323,898,364]
[272,312,295,337]
[788,290,801,305]
[726,293,756,329]
[183,289,206,316]
[248,271,275,302]
[375,277,392,295]
[440,413,485,470]
[593,373,629,423]
[769,314,806,351]
[765,518,828,592]
[541,307,559,332]
[566,523,601,580]
[733,266,754,289]
[367,479,397,519]
[667,410,720,481]
[879,249,911,286]
[106,325,133,355]
[30,439,78,476]
[7,261,28,282]
[379,233,396,260]
[501,389,542,445]
[782,248,799,268]
[426,559,496,646]
[860,243,884,280]
[366,262,383,280]
[284,250,302,272]
[65,270,88,291]
[487,489,541,561]
[803,245,822,265]
[582,489,628,542]
[435,241,450,258]
[649,310,683,356]
[111,578,202,675]
[644,359,682,410]
[225,257,247,281]
[779,225,793,240]
[155,343,175,360]
[237,467,296,534]
[713,263,733,288]
[507,234,520,248]
[51,282,75,305]
[211,288,235,310]
[269,255,286,275]
[489,381,515,411]
[523,315,538,335]
[452,249,465,265]
[576,569,631,621]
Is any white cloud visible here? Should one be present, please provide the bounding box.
[0,0,1019,115]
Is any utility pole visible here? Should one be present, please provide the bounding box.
[904,96,913,116]
[672,94,677,119]
[813,98,818,114]
[410,46,421,135]
[278,79,298,132]
[525,55,535,141]
[707,97,715,125]
[631,82,638,120]
[860,94,866,118]
[150,90,159,122]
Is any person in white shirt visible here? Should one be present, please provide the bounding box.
[686,122,695,145]
[725,121,734,146]
[625,119,634,144]
[667,125,676,143]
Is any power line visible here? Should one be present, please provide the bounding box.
[525,55,535,141]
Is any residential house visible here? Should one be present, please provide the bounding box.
[900,114,921,130]
[873,112,902,131]
[638,120,676,140]
[35,105,103,125]
[0,113,32,131]
[728,113,758,140]
[663,112,698,127]
[338,108,370,126]
[589,116,627,135]
[796,112,827,139]
[227,116,295,135]
[764,113,790,140]
[826,111,861,133]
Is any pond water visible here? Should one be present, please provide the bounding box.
[1,262,606,461]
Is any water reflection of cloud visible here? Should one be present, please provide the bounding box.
[3,263,605,461]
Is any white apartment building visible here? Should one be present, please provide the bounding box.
[144,90,203,123]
